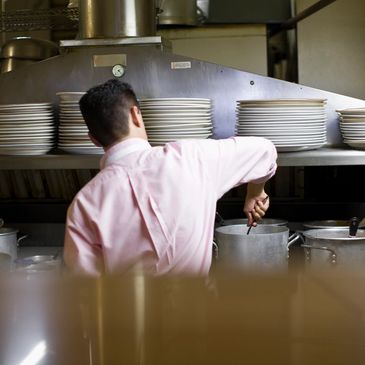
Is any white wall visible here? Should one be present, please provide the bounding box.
[297,0,365,100]
[158,25,268,76]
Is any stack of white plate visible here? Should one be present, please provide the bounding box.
[338,108,365,150]
[0,102,55,155]
[236,99,327,152]
[57,92,103,155]
[139,98,213,146]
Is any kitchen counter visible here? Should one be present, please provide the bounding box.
[1,271,365,365]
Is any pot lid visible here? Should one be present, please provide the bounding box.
[0,227,19,236]
[303,228,365,241]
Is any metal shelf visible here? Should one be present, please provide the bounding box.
[0,154,101,170]
[0,147,365,170]
[277,147,365,167]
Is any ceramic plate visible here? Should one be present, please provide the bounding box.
[58,146,104,154]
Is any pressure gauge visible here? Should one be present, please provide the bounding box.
[112,64,125,78]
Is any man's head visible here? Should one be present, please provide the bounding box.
[79,79,147,148]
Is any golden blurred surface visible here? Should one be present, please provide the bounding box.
[1,270,365,365]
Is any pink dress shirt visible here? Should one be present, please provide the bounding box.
[64,137,277,276]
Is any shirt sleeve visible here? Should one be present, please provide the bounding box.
[193,136,277,199]
[63,196,104,276]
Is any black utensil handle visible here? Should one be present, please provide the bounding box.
[349,216,360,237]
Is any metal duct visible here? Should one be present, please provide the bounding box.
[77,0,157,39]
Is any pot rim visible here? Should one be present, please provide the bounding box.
[0,227,19,236]
[215,225,289,236]
[303,228,365,241]
[303,220,365,229]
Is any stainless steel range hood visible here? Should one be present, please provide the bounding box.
[0,0,364,145]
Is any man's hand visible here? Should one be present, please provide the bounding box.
[243,183,270,226]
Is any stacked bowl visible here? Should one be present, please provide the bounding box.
[57,92,103,155]
[139,98,213,146]
[236,99,327,152]
[338,108,365,150]
[0,102,55,155]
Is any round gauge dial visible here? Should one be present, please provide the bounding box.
[112,64,125,78]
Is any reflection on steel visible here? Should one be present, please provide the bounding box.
[60,36,166,48]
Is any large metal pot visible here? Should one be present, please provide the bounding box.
[301,228,365,269]
[303,220,365,230]
[1,37,59,60]
[78,0,156,39]
[158,0,197,25]
[214,225,298,271]
[0,227,20,261]
[0,58,37,73]
[221,218,288,227]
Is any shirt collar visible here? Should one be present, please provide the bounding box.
[100,138,152,170]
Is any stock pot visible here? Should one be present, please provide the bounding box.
[0,225,27,261]
[303,220,365,230]
[214,225,299,271]
[221,218,287,227]
[301,228,365,269]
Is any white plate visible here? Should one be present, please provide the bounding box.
[237,125,326,131]
[58,139,95,147]
[0,109,54,115]
[276,144,325,152]
[145,123,212,129]
[0,102,52,108]
[339,122,365,126]
[344,140,365,149]
[59,110,82,114]
[147,130,212,136]
[236,130,326,137]
[0,127,56,133]
[236,106,325,112]
[339,114,365,118]
[56,92,85,102]
[140,98,211,102]
[0,116,54,122]
[58,146,104,154]
[142,113,212,118]
[143,118,212,123]
[141,104,211,113]
[237,119,326,126]
[148,135,211,141]
[0,131,55,137]
[0,148,53,155]
[237,122,327,127]
[140,104,211,109]
[237,98,326,105]
[341,133,365,138]
[0,135,55,141]
[0,143,55,148]
[337,108,365,114]
[237,113,326,120]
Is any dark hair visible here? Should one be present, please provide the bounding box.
[79,79,139,147]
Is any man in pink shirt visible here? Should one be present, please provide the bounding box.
[64,80,277,276]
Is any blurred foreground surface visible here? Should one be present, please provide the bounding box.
[1,270,365,365]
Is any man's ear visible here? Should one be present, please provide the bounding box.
[130,105,143,128]
[88,132,102,147]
